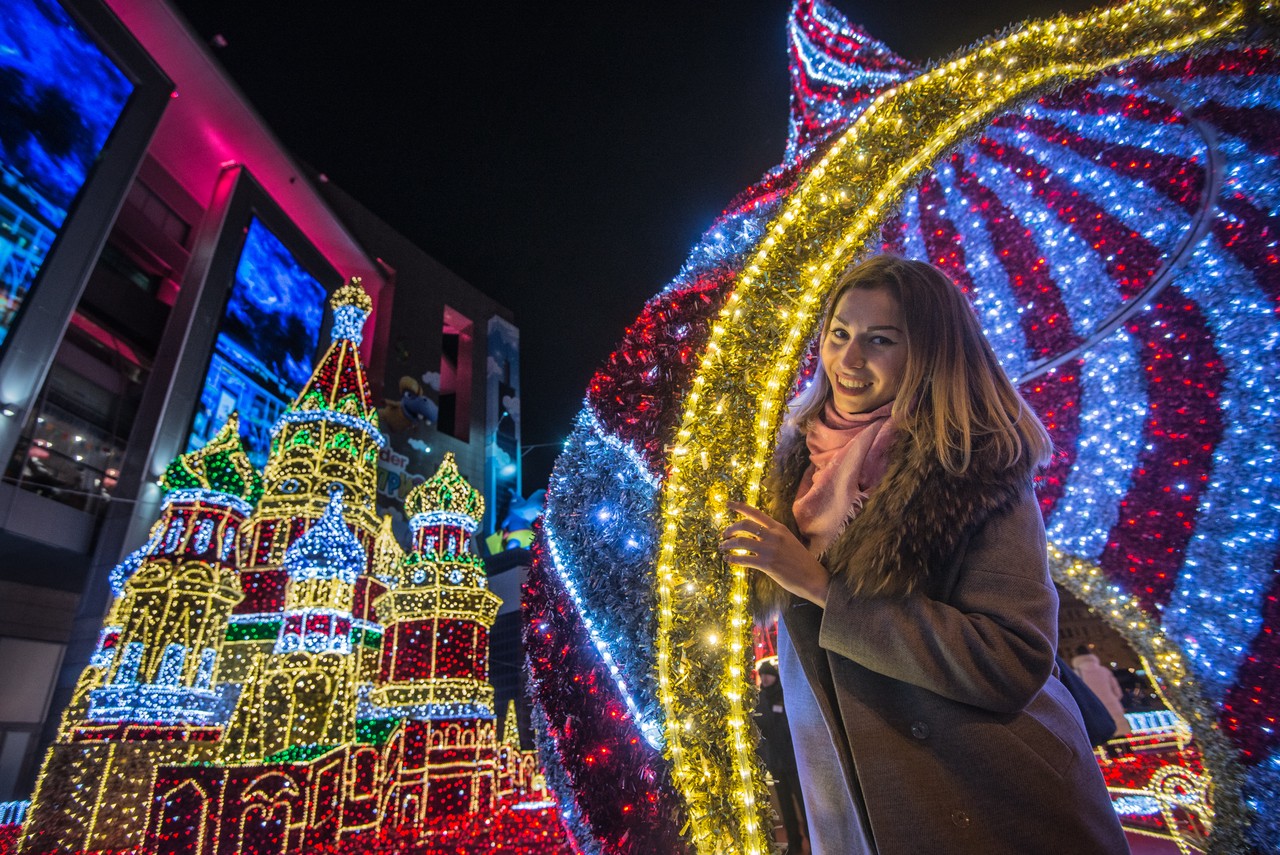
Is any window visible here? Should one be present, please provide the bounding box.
[438,307,473,441]
[3,310,149,514]
[126,181,191,249]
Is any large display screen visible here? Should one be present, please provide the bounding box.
[0,0,134,350]
[186,216,327,467]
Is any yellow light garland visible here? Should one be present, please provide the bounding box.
[652,0,1250,850]
[1048,546,1253,852]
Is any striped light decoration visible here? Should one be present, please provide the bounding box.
[526,0,1280,852]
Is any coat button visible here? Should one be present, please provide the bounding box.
[951,810,970,828]
[910,721,930,739]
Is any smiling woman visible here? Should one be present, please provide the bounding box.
[527,0,1276,850]
[717,255,1126,854]
[650,1,1252,845]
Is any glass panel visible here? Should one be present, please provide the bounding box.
[0,0,135,350]
[186,217,326,467]
[4,311,147,514]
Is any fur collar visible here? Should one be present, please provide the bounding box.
[755,425,1035,617]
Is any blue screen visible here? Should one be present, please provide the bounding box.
[0,0,134,349]
[187,216,327,467]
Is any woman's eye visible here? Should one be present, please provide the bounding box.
[870,335,896,346]
[829,329,849,341]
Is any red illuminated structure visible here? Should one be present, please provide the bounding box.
[0,0,524,824]
[15,286,569,855]
[372,451,507,830]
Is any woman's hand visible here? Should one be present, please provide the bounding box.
[720,501,832,607]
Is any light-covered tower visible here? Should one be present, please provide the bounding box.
[373,453,504,826]
[225,280,385,653]
[253,278,383,542]
[224,487,368,760]
[276,486,366,656]
[83,415,260,727]
[373,453,499,715]
[20,416,261,854]
[218,279,388,719]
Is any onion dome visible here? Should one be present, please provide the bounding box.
[404,453,484,525]
[282,486,366,585]
[329,277,373,346]
[161,413,264,505]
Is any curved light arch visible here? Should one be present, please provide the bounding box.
[652,0,1252,851]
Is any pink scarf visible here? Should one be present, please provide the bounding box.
[793,399,896,556]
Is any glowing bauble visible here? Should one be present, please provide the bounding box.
[529,1,1280,853]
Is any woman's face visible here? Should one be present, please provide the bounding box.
[821,286,908,416]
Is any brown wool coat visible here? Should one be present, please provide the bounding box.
[762,428,1130,855]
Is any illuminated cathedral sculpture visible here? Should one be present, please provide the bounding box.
[17,282,567,855]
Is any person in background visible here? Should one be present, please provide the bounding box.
[1056,653,1118,747]
[755,658,808,855]
[1071,644,1133,740]
[721,255,1129,854]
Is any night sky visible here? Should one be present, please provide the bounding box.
[170,0,1103,492]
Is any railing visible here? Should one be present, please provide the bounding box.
[1126,709,1184,733]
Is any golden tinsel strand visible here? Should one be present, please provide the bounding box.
[653,0,1250,850]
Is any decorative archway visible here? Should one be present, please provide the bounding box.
[528,0,1280,852]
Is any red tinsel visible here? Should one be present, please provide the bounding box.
[523,536,688,855]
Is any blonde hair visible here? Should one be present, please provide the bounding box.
[787,255,1052,475]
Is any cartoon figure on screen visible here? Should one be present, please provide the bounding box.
[720,255,1129,854]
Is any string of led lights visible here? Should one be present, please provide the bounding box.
[535,404,668,745]
[653,2,1250,850]
[579,407,661,490]
[540,517,664,750]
